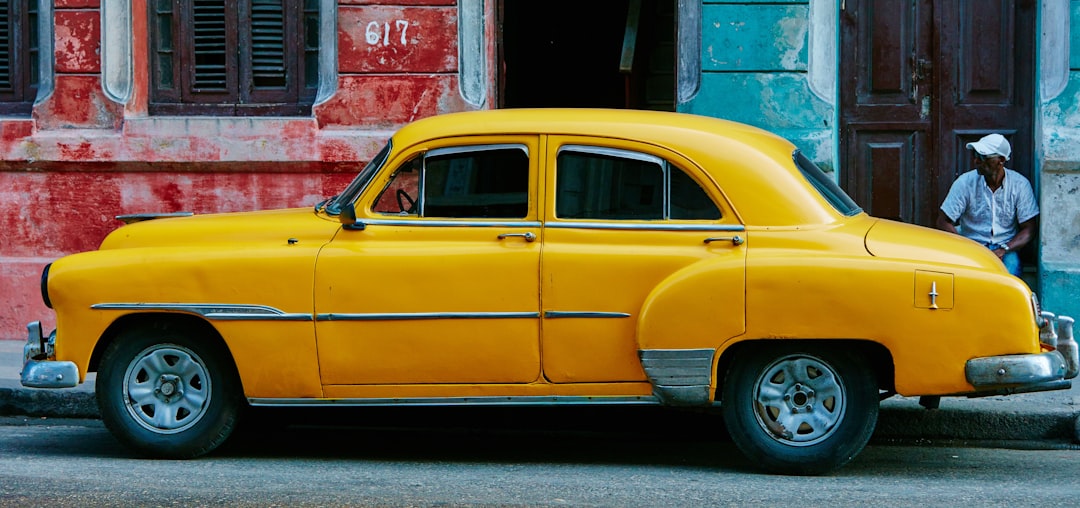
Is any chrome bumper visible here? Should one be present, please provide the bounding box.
[20,321,78,389]
[965,313,1078,391]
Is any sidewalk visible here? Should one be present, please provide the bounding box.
[2,339,1078,444]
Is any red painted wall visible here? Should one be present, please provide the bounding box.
[0,0,495,339]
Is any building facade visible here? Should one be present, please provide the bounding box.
[1,0,1078,339]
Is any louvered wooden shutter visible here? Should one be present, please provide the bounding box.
[0,1,13,95]
[0,0,36,115]
[150,0,315,115]
[184,0,238,103]
[249,0,286,90]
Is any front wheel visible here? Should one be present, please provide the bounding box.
[96,325,241,458]
[721,344,878,475]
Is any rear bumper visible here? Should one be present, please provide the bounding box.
[20,321,78,389]
[965,313,1078,391]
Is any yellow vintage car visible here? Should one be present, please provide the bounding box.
[21,109,1078,474]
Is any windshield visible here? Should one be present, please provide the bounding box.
[793,150,862,216]
[323,141,393,216]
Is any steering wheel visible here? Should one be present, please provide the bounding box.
[396,189,417,214]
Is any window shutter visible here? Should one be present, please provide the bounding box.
[192,0,229,91]
[0,0,35,114]
[0,0,13,93]
[150,0,315,115]
[250,0,286,90]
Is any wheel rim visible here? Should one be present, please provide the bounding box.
[751,353,846,447]
[122,344,212,434]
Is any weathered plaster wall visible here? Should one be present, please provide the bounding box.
[0,0,493,339]
[1038,1,1080,321]
[680,1,834,171]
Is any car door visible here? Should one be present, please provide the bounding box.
[541,138,746,383]
[313,137,542,385]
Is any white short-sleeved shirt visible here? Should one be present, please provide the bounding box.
[940,168,1039,247]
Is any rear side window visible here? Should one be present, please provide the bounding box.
[794,150,861,216]
[555,146,720,220]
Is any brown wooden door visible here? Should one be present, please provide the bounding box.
[840,0,1036,227]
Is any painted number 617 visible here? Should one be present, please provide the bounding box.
[366,20,411,46]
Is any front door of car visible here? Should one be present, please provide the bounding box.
[313,137,542,385]
[540,138,747,383]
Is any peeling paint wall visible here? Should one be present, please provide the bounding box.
[0,0,494,339]
[679,1,834,171]
[1038,1,1080,321]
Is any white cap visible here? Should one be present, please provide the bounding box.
[966,133,1011,161]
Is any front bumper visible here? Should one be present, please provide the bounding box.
[20,321,78,389]
[965,313,1078,393]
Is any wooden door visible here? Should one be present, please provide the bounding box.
[840,0,1036,228]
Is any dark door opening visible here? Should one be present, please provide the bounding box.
[498,0,675,111]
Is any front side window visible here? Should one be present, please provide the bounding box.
[149,0,319,116]
[0,0,39,115]
[555,146,720,220]
[373,145,530,219]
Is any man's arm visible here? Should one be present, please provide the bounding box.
[936,211,959,235]
[1005,217,1037,251]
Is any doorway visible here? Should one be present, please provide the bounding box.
[839,0,1037,229]
[498,0,676,110]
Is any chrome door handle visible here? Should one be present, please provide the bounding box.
[703,235,744,246]
[498,232,537,242]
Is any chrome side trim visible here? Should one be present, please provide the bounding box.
[639,348,716,406]
[544,311,631,319]
[249,395,661,407]
[316,312,539,321]
[546,222,744,232]
[363,219,543,228]
[114,212,194,224]
[91,303,313,321]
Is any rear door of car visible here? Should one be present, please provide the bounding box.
[540,137,746,383]
[313,136,542,386]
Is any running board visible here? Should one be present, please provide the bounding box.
[248,395,663,407]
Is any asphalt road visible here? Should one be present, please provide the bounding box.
[1,414,1078,507]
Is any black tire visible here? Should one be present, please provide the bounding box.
[96,324,242,458]
[721,344,878,475]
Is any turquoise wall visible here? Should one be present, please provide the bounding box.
[1038,1,1080,323]
[680,1,834,172]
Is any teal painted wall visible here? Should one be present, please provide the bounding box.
[679,1,834,172]
[1038,1,1080,323]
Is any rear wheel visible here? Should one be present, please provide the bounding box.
[721,344,878,475]
[96,325,241,458]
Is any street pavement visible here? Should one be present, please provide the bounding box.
[2,339,1078,445]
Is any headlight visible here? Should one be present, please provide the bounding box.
[40,263,52,309]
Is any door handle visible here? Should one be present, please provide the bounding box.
[704,235,744,246]
[498,232,537,242]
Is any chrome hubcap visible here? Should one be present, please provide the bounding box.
[752,354,846,446]
[123,345,211,434]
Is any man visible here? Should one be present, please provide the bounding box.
[937,133,1039,278]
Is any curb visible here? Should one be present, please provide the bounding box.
[0,387,99,419]
[874,404,1080,443]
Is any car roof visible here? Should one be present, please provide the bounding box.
[391,109,846,226]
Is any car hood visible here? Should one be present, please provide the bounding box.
[98,208,342,251]
[863,219,1005,272]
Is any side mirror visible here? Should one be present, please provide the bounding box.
[340,203,366,231]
